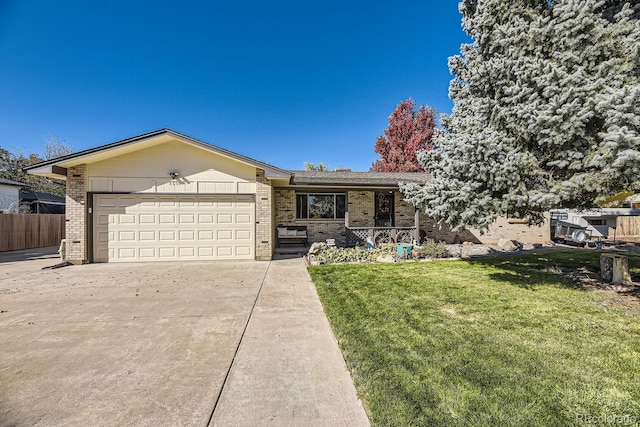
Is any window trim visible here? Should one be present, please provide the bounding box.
[295,192,346,220]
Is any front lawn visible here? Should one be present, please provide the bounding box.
[308,250,640,426]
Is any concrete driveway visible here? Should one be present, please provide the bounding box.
[0,249,369,426]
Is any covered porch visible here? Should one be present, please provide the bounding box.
[275,186,423,248]
[344,226,418,247]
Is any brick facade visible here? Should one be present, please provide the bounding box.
[274,189,423,246]
[273,189,549,246]
[346,191,374,227]
[469,215,551,244]
[255,169,274,260]
[64,164,549,264]
[65,165,87,264]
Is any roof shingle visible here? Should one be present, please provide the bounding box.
[0,177,29,187]
[289,170,430,186]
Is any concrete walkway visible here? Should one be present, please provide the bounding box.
[210,257,370,426]
[0,250,369,426]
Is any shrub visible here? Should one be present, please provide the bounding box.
[415,239,450,259]
[315,244,396,264]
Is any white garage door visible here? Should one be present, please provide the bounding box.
[93,194,255,262]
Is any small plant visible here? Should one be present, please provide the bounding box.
[416,239,450,259]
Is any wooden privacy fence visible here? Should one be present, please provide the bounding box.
[616,216,640,237]
[0,214,66,252]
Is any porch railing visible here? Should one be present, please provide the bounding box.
[345,227,417,247]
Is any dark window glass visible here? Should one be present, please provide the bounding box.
[309,194,334,219]
[296,194,308,219]
[335,194,346,219]
[296,193,346,219]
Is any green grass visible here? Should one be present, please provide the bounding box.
[308,250,640,427]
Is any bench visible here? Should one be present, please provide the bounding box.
[276,225,308,247]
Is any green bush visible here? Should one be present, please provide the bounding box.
[312,241,452,265]
[316,244,396,264]
[416,239,450,259]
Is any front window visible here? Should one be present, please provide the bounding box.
[296,193,346,219]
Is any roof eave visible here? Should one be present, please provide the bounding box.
[23,129,292,179]
[26,165,68,180]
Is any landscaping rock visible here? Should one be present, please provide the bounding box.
[459,245,494,257]
[497,239,521,252]
[522,243,544,250]
[376,255,395,263]
[308,242,328,256]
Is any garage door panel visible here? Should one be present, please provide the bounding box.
[118,231,136,241]
[139,231,156,241]
[119,214,135,224]
[179,230,195,240]
[118,248,137,259]
[137,200,157,208]
[198,214,214,224]
[97,214,111,226]
[217,214,233,224]
[236,230,252,240]
[236,246,252,256]
[159,247,176,258]
[117,197,139,208]
[179,214,195,223]
[198,230,215,240]
[139,248,156,258]
[96,230,110,243]
[139,214,156,223]
[198,247,214,256]
[179,247,195,257]
[159,230,176,241]
[93,195,255,262]
[159,214,176,224]
[159,200,176,207]
[216,246,233,257]
[236,214,252,224]
[217,230,233,240]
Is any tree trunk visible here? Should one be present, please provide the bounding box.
[600,254,631,284]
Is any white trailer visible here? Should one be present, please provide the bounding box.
[551,209,640,241]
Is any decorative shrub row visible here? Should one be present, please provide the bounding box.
[311,240,450,265]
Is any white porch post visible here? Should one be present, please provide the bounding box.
[414,207,420,242]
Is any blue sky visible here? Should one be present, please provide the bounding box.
[0,1,469,171]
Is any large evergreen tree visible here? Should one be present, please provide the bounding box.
[401,0,640,230]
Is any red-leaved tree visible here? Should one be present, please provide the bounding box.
[371,99,437,172]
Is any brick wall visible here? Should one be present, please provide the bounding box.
[255,169,273,260]
[275,189,296,225]
[274,189,347,246]
[469,215,551,244]
[65,165,87,264]
[395,192,416,228]
[346,191,374,227]
[274,188,549,246]
[419,212,550,244]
